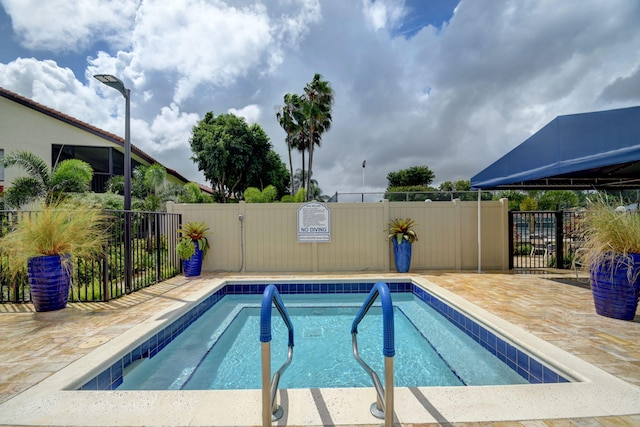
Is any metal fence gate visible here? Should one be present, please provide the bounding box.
[1,210,182,304]
[509,210,582,270]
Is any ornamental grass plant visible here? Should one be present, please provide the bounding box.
[577,196,640,282]
[0,201,110,281]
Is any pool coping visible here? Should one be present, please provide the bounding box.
[0,276,639,426]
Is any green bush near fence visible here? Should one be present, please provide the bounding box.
[513,244,532,256]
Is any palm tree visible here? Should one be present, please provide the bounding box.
[137,164,166,212]
[3,150,93,209]
[303,74,334,201]
[276,74,333,201]
[277,93,301,195]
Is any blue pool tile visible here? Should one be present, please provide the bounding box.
[530,358,543,383]
[111,375,123,389]
[111,360,123,382]
[121,353,131,369]
[81,377,98,390]
[96,369,111,390]
[516,350,529,372]
[79,280,569,390]
[517,365,529,380]
[486,332,497,354]
[543,366,559,383]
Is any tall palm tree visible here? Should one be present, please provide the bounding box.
[303,74,334,201]
[277,93,300,195]
[3,150,93,209]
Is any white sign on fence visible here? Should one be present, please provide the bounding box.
[297,202,331,242]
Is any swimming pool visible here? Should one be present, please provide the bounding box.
[116,293,530,390]
[80,281,567,391]
[2,275,639,426]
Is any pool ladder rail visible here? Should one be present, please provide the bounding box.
[260,285,294,426]
[351,281,395,427]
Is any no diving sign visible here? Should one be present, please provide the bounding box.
[297,202,330,242]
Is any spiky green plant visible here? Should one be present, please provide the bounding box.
[0,201,110,281]
[176,221,211,259]
[386,218,418,244]
[576,196,640,282]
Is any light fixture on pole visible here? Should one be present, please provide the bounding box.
[94,74,132,292]
[362,160,366,202]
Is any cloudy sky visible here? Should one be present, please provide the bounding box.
[1,0,639,200]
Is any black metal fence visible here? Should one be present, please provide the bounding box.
[510,210,583,270]
[0,210,182,304]
[327,191,494,203]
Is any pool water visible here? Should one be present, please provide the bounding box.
[118,293,527,390]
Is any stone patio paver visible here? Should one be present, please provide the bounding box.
[0,271,639,426]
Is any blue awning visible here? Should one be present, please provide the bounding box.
[471,106,640,190]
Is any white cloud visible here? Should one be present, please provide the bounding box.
[228,104,262,124]
[0,0,137,52]
[361,0,407,32]
[1,0,640,194]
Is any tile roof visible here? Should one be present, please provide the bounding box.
[0,86,192,185]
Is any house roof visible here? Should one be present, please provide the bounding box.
[470,105,640,190]
[0,86,193,186]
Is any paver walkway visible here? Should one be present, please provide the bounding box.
[1,271,639,426]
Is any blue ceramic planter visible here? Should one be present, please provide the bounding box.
[28,254,71,312]
[183,241,204,277]
[590,253,640,320]
[392,238,412,273]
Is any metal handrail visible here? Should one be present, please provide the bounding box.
[260,285,294,426]
[351,282,394,427]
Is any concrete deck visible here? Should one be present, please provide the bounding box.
[1,271,639,426]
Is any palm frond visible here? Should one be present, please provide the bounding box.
[4,151,51,188]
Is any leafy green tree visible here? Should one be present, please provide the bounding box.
[106,163,179,211]
[387,165,435,187]
[190,112,283,203]
[496,190,528,211]
[281,188,307,203]
[3,151,93,209]
[438,180,475,200]
[133,164,166,211]
[520,197,538,211]
[245,135,290,200]
[537,190,580,210]
[179,182,213,203]
[385,165,436,201]
[244,185,278,203]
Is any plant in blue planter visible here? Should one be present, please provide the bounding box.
[177,221,210,277]
[386,218,418,273]
[577,198,640,320]
[0,201,109,311]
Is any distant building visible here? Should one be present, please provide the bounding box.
[0,86,211,196]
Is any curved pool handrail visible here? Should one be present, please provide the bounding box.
[260,285,294,426]
[260,284,294,346]
[351,282,394,426]
[351,281,394,357]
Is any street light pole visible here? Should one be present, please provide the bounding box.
[94,74,132,292]
[362,160,366,202]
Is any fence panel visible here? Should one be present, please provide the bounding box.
[510,210,581,270]
[168,199,509,273]
[1,210,181,304]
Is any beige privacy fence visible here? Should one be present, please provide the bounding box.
[167,199,509,273]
